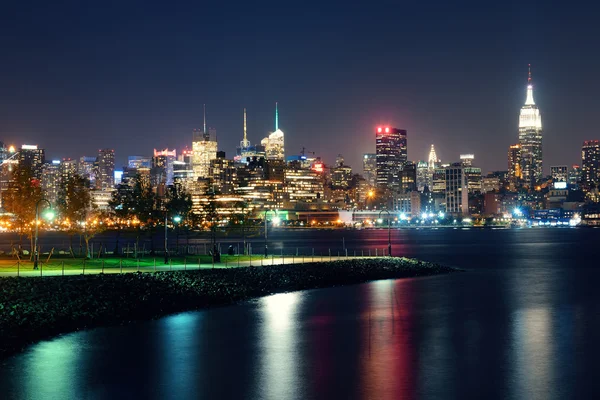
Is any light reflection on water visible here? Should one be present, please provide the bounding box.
[156,312,201,398]
[22,336,84,399]
[1,229,600,399]
[257,292,304,400]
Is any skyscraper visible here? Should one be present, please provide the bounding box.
[375,126,407,192]
[427,144,438,190]
[569,164,582,187]
[96,149,115,190]
[399,162,417,193]
[41,160,61,205]
[153,148,176,186]
[416,160,429,192]
[261,102,285,160]
[362,154,377,187]
[445,163,468,216]
[518,65,543,185]
[18,144,45,179]
[128,156,151,170]
[582,140,600,190]
[192,104,218,179]
[459,154,474,167]
[78,156,97,187]
[550,165,568,183]
[508,144,522,188]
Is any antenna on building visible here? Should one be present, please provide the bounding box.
[203,104,207,134]
[275,102,279,131]
[241,108,250,148]
[528,64,532,84]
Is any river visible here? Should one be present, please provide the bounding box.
[1,228,600,399]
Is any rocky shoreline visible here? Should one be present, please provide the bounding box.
[0,258,458,359]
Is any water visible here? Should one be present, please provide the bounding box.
[2,228,600,399]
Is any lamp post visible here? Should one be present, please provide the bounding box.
[264,208,269,258]
[378,209,392,257]
[33,198,54,270]
[173,215,181,254]
[164,210,169,264]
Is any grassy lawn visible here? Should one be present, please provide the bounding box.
[0,253,322,272]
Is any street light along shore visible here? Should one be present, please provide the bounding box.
[34,198,54,270]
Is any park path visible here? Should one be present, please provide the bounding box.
[0,255,385,278]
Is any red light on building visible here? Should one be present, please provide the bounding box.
[312,163,324,173]
[377,127,382,133]
[385,127,390,133]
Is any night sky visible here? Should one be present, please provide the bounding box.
[1,1,599,174]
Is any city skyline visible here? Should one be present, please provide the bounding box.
[1,1,599,173]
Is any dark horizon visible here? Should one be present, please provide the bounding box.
[1,1,599,173]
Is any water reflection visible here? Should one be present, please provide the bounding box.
[156,312,201,399]
[360,279,416,399]
[20,335,86,399]
[257,292,304,400]
[1,229,600,399]
[510,308,553,400]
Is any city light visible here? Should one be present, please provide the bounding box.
[513,208,523,217]
[438,211,445,219]
[377,127,382,133]
[385,127,389,133]
[173,216,182,223]
[421,212,428,220]
[43,210,55,221]
[272,216,281,225]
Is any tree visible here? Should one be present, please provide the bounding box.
[2,165,43,256]
[229,200,251,254]
[57,175,104,258]
[108,183,135,255]
[125,174,158,256]
[202,187,220,261]
[166,183,193,253]
[166,182,192,221]
[57,175,90,255]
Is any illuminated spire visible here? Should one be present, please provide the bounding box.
[275,102,279,131]
[428,144,438,167]
[241,108,250,148]
[525,65,535,106]
[203,104,206,134]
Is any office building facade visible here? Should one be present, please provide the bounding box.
[375,126,407,192]
[582,140,600,189]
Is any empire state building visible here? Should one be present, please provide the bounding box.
[518,65,543,185]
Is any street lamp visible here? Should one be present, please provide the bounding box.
[378,209,392,256]
[164,210,169,264]
[173,215,182,255]
[264,208,269,258]
[367,189,374,210]
[33,198,54,270]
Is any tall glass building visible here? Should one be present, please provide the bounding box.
[582,140,600,190]
[375,126,407,192]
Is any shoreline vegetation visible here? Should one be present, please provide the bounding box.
[0,258,458,359]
